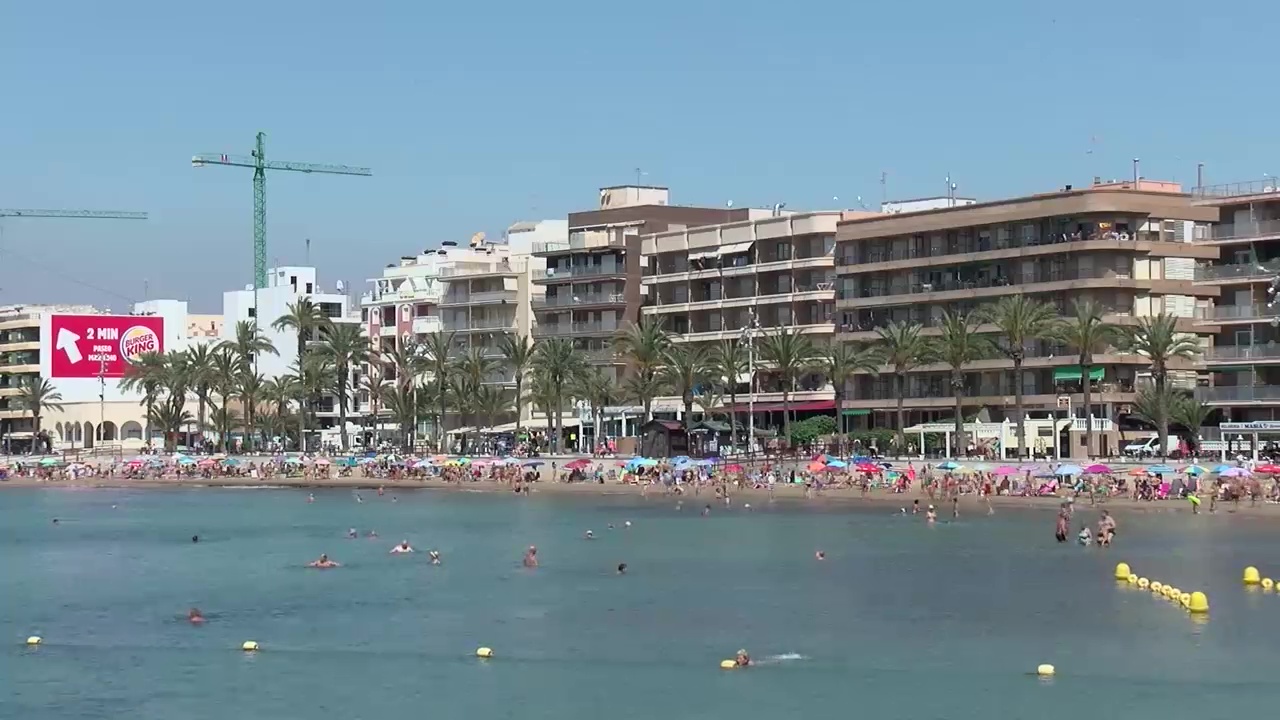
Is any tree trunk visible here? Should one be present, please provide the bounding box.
[895,371,907,455]
[1081,354,1093,460]
[338,367,349,452]
[514,378,524,438]
[835,388,845,457]
[197,395,207,453]
[952,371,965,459]
[781,383,792,452]
[728,386,739,452]
[1154,373,1168,460]
[683,392,693,434]
[1013,358,1027,460]
[554,384,564,454]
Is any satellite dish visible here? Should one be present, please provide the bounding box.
[470,232,486,248]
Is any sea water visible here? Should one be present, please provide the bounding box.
[2,488,1278,719]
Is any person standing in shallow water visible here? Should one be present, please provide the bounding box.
[523,545,539,567]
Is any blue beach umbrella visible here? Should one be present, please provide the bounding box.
[1146,464,1175,474]
[826,459,848,468]
[1054,464,1084,476]
[177,457,197,466]
[938,461,960,470]
[523,460,545,468]
[1211,464,1233,473]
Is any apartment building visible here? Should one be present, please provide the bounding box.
[531,186,744,383]
[0,305,66,452]
[642,211,861,426]
[1190,176,1280,421]
[834,180,1220,458]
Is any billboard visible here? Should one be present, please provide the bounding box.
[48,314,165,379]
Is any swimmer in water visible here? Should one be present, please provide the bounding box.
[815,550,826,560]
[307,553,341,569]
[617,562,627,575]
[702,504,711,517]
[925,505,937,523]
[735,649,751,667]
[523,545,539,568]
[188,607,205,624]
[307,493,315,503]
[624,520,632,528]
[367,530,378,539]
[744,503,751,511]
[355,494,363,503]
[391,496,398,503]
[676,500,683,511]
[584,530,595,540]
[378,487,384,496]
[52,518,59,525]
[347,528,358,539]
[429,550,441,565]
[390,540,414,554]
[192,535,199,543]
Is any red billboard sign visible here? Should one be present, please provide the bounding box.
[48,314,165,379]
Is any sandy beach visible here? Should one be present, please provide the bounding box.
[5,469,1279,518]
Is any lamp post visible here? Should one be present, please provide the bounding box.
[739,309,759,459]
[97,357,107,448]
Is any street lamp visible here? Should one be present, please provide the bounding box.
[738,309,760,458]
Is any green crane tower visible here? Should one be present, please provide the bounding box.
[191,132,371,319]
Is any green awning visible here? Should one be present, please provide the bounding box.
[841,409,871,416]
[1053,367,1104,382]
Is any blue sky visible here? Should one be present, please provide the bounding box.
[2,0,1276,311]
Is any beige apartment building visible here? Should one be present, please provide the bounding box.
[642,211,861,426]
[834,180,1220,458]
[0,307,44,452]
[1190,177,1280,426]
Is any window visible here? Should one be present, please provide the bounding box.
[247,307,256,318]
[305,282,313,293]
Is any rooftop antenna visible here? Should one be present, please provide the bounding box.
[305,237,311,265]
[634,168,646,185]
[880,171,888,204]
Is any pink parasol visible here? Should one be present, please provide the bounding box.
[1084,464,1112,474]
[724,464,744,473]
[806,461,827,473]
[564,459,592,470]
[991,465,1019,475]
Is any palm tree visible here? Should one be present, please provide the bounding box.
[534,338,584,453]
[1124,312,1202,457]
[498,334,536,436]
[148,403,193,452]
[474,385,510,432]
[273,299,327,447]
[935,309,992,458]
[184,343,217,452]
[315,322,369,451]
[659,342,713,433]
[875,322,931,454]
[120,351,169,449]
[709,341,752,450]
[819,341,881,455]
[528,370,560,443]
[221,320,278,374]
[572,366,619,450]
[1053,300,1118,459]
[381,382,419,451]
[209,405,241,451]
[417,331,455,449]
[614,320,671,422]
[758,327,817,447]
[236,371,267,452]
[1171,395,1214,457]
[209,347,239,451]
[983,296,1061,460]
[622,368,666,428]
[263,375,301,449]
[358,364,388,448]
[16,376,63,448]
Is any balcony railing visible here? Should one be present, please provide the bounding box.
[438,261,526,278]
[534,322,618,336]
[1195,259,1280,282]
[1204,345,1280,361]
[439,290,518,306]
[1206,219,1280,242]
[1192,179,1280,200]
[442,318,516,332]
[533,292,626,309]
[836,230,1164,267]
[534,265,626,281]
[1197,385,1280,403]
[846,267,1130,300]
[1206,304,1280,321]
[533,236,627,255]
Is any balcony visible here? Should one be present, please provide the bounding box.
[1195,259,1280,283]
[1192,179,1280,201]
[1206,304,1280,322]
[1204,345,1280,362]
[533,322,618,337]
[533,265,627,283]
[438,261,526,279]
[438,290,518,307]
[836,230,1169,269]
[840,267,1136,306]
[1197,385,1280,404]
[442,318,517,333]
[1204,219,1280,243]
[532,292,627,309]
[533,235,627,256]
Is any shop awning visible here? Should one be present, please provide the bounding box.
[1053,367,1104,382]
[717,242,754,256]
[688,249,717,261]
[841,409,871,416]
[720,400,835,413]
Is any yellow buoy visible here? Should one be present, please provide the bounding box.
[1179,592,1191,607]
[26,636,42,646]
[1243,566,1261,585]
[1127,574,1138,584]
[1114,562,1131,580]
[1137,577,1149,589]
[1188,591,1209,614]
[720,659,737,669]
[1166,587,1179,599]
[241,641,259,652]
[1151,581,1163,593]
[1261,578,1275,591]
[475,647,493,659]
[1037,664,1055,677]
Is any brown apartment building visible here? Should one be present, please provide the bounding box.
[834,179,1220,459]
[531,186,745,384]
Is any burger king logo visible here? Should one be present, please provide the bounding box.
[120,325,160,363]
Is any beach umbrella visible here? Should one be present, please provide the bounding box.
[1146,464,1175,474]
[806,461,826,473]
[724,464,744,473]
[826,459,848,468]
[992,465,1019,475]
[1211,464,1234,474]
[337,457,359,468]
[1180,464,1207,476]
[565,459,592,470]
[39,457,62,467]
[852,455,871,463]
[854,463,880,473]
[937,461,960,470]
[523,460,545,468]
[314,458,331,466]
[357,457,377,465]
[1054,464,1084,476]
[221,458,241,466]
[1219,467,1251,478]
[284,457,303,465]
[694,458,717,466]
[197,458,216,468]
[1126,467,1149,477]
[1083,463,1112,474]
[1253,464,1280,474]
[413,459,434,469]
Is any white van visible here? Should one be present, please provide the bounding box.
[1122,435,1180,458]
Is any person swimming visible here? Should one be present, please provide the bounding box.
[307,554,341,568]
[735,649,751,667]
[815,550,826,560]
[617,562,627,575]
[1077,525,1092,546]
[584,530,595,540]
[390,540,414,554]
[347,528,358,539]
[187,607,205,624]
[429,550,441,565]
[367,530,378,539]
[191,535,199,543]
[925,505,937,523]
[523,545,539,568]
[307,493,315,503]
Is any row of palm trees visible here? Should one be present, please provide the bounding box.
[10,296,1206,459]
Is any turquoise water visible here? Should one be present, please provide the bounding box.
[3,488,1278,720]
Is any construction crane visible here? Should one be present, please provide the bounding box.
[0,209,148,219]
[191,132,371,320]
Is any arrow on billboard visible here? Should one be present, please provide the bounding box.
[56,328,83,364]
